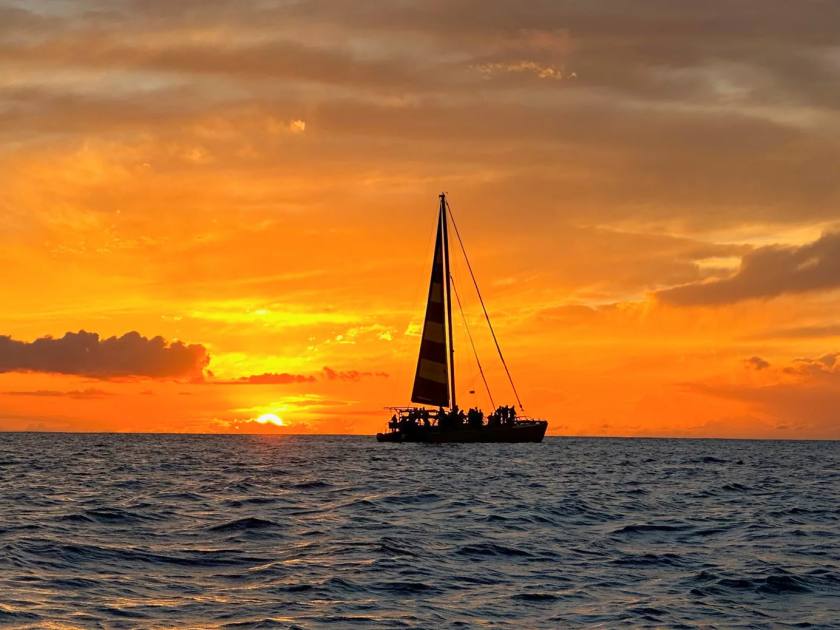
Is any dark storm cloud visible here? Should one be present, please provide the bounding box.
[0,331,209,379]
[657,233,840,306]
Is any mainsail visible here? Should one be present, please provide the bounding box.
[410,196,454,407]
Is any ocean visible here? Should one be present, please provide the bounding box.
[0,434,838,628]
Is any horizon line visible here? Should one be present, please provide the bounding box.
[0,430,837,442]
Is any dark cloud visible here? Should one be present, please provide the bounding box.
[0,331,209,379]
[0,37,430,90]
[745,356,770,371]
[2,0,840,271]
[3,1,840,231]
[783,353,839,379]
[657,232,840,306]
[6,1,840,114]
[23,0,836,105]
[0,6,57,35]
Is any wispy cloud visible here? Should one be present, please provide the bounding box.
[475,61,574,81]
[211,367,389,385]
[1,388,112,399]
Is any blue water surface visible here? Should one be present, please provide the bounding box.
[0,434,838,628]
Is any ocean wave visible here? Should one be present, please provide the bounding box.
[456,542,532,557]
[512,592,561,601]
[611,552,685,567]
[372,580,438,594]
[381,492,442,504]
[289,480,333,490]
[10,539,264,568]
[611,522,693,535]
[208,517,281,533]
[721,482,750,492]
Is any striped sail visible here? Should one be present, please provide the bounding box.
[410,211,451,407]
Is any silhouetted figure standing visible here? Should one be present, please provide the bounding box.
[437,406,448,430]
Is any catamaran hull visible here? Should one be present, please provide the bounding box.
[376,420,548,443]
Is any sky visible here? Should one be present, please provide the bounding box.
[2,1,840,438]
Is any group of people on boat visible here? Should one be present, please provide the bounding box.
[388,404,519,433]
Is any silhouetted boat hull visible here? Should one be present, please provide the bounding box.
[377,420,547,443]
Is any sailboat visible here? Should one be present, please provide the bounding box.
[377,194,549,443]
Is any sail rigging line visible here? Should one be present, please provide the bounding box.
[445,198,526,412]
[450,274,496,411]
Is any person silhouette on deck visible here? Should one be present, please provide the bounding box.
[455,406,466,427]
[436,406,448,430]
[468,408,483,429]
[496,405,514,426]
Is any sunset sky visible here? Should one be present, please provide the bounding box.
[2,1,840,438]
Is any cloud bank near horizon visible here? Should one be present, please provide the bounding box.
[0,331,209,379]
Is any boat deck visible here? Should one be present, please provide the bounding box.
[377,419,548,443]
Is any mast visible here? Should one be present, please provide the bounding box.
[440,193,456,410]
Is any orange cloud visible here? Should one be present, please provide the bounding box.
[210,367,389,385]
[1,388,112,399]
[322,367,389,381]
[215,372,317,385]
[658,232,840,306]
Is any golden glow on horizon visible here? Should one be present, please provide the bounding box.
[255,413,285,427]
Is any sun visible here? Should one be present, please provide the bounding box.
[255,413,285,427]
